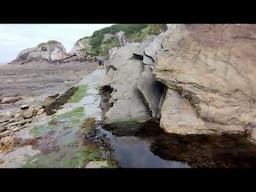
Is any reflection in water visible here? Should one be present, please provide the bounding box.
[97,127,190,168]
[150,133,256,168]
[101,120,256,168]
[111,136,190,168]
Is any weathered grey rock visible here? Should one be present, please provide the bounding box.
[14,114,21,118]
[85,161,109,168]
[154,24,256,141]
[142,55,154,65]
[115,31,126,46]
[0,96,21,104]
[142,28,173,65]
[8,121,21,127]
[0,130,11,138]
[137,66,165,119]
[101,43,152,125]
[0,127,7,132]
[103,33,115,43]
[0,123,8,128]
[133,36,156,61]
[37,108,45,115]
[21,109,36,119]
[10,41,68,64]
[109,47,119,60]
[69,37,91,58]
[0,119,9,124]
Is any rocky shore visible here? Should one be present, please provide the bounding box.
[2,24,256,168]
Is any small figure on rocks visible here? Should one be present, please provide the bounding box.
[96,57,105,68]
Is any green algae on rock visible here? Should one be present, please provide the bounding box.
[30,107,84,137]
[68,85,88,103]
[80,117,96,135]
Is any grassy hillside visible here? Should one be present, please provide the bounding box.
[77,24,165,56]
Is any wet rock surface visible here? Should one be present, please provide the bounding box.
[44,87,79,115]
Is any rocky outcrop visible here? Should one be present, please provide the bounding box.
[101,24,256,144]
[100,32,168,133]
[154,24,256,142]
[10,41,68,64]
[115,31,126,46]
[42,87,79,115]
[69,37,92,58]
[101,43,152,126]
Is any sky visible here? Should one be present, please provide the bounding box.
[0,24,113,64]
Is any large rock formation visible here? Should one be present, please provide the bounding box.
[69,37,92,58]
[101,42,152,125]
[101,24,256,143]
[10,40,68,64]
[101,32,169,133]
[154,24,256,141]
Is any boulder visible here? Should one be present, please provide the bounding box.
[10,40,68,64]
[101,43,152,125]
[21,109,37,119]
[154,24,256,141]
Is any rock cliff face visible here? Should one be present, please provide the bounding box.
[101,24,256,143]
[10,41,68,64]
[100,42,152,125]
[69,37,91,58]
[101,30,171,133]
[154,24,256,140]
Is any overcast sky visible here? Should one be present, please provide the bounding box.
[0,24,113,64]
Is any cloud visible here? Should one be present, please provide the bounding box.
[0,24,113,63]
